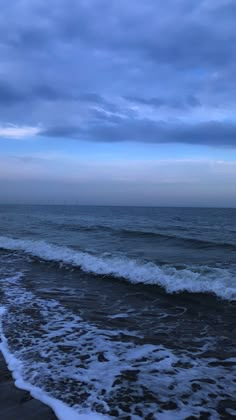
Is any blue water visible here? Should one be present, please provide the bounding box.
[0,205,235,419]
[1,205,236,298]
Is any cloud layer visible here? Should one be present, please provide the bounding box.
[0,0,235,146]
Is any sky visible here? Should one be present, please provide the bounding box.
[0,0,236,206]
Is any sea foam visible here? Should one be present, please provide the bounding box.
[0,302,107,420]
[0,271,235,419]
[0,236,235,300]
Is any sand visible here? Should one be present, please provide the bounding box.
[0,352,57,420]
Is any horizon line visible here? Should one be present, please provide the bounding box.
[0,203,236,210]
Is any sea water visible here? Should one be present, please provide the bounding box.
[0,205,235,419]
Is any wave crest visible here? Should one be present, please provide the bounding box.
[0,236,235,301]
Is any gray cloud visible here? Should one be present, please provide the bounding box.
[0,81,25,106]
[125,94,201,109]
[41,119,236,147]
[0,0,235,146]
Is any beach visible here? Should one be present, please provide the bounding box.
[1,0,236,417]
[0,352,56,420]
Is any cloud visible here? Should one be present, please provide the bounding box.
[0,0,235,146]
[0,125,40,139]
[124,94,201,110]
[41,119,236,147]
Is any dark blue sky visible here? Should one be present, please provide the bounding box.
[0,0,236,205]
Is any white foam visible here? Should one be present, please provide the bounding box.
[0,271,235,419]
[109,313,129,319]
[0,235,235,300]
[0,304,107,420]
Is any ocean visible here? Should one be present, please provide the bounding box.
[0,205,235,419]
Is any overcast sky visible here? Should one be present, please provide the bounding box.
[1,0,236,206]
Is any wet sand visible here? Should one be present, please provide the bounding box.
[0,352,56,420]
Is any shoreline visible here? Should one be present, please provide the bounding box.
[0,351,57,420]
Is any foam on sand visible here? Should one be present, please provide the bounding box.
[0,303,107,420]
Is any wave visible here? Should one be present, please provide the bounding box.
[51,222,113,233]
[53,222,236,250]
[119,228,236,249]
[0,236,235,301]
[44,219,236,250]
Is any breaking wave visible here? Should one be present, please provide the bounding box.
[0,236,235,301]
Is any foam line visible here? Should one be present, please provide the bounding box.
[0,236,235,300]
[0,305,107,420]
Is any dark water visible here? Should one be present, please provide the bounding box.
[0,205,235,419]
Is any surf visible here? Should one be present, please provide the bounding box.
[0,236,235,301]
